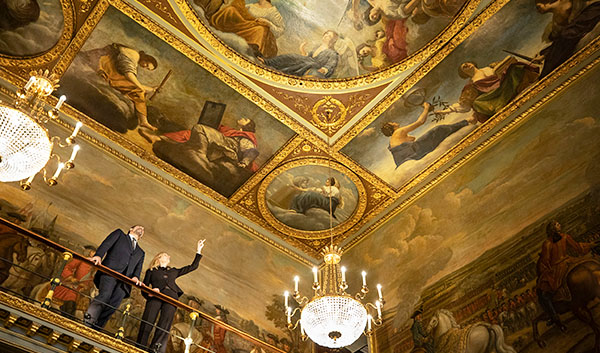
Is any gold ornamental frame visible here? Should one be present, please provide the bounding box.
[257,158,367,240]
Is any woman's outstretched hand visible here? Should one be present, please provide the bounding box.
[197,239,206,254]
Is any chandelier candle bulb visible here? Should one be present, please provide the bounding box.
[52,163,65,180]
[68,145,80,162]
[24,77,35,90]
[54,95,66,110]
[312,267,318,283]
[341,266,346,282]
[294,275,299,292]
[287,306,292,324]
[70,122,83,138]
[367,314,372,331]
[377,284,383,299]
[284,291,289,308]
[376,300,382,319]
[362,271,367,286]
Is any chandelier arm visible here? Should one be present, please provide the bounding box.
[51,136,72,148]
[364,302,378,311]
[292,294,309,306]
[286,317,302,331]
[355,287,368,300]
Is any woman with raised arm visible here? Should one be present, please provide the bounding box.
[136,239,206,353]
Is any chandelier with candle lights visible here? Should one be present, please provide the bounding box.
[283,245,384,348]
[0,70,83,188]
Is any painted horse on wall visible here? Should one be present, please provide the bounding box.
[0,233,29,284]
[532,259,600,352]
[427,309,516,353]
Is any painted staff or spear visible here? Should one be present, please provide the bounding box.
[502,50,535,62]
[149,69,173,101]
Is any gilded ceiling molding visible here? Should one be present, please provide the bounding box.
[332,0,511,151]
[135,0,202,43]
[77,0,99,14]
[0,0,76,71]
[171,0,482,89]
[342,44,600,252]
[256,158,368,240]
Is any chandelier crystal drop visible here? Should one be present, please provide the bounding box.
[0,107,52,182]
[284,246,384,348]
[0,70,83,188]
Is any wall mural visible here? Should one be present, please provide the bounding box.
[0,0,65,56]
[264,163,360,232]
[342,60,600,352]
[56,6,296,197]
[341,0,600,189]
[189,0,474,79]
[0,123,312,352]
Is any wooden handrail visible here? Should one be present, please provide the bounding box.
[0,217,285,353]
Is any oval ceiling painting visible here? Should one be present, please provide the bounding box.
[0,0,65,56]
[189,0,473,79]
[260,160,364,235]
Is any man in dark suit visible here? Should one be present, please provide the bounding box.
[85,225,146,330]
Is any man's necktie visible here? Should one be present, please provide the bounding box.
[131,237,136,250]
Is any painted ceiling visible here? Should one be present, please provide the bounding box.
[1,0,599,262]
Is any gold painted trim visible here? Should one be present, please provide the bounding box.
[343,42,600,251]
[172,0,482,89]
[257,158,367,240]
[0,0,76,69]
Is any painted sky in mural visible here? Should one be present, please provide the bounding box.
[341,0,600,188]
[342,58,600,347]
[57,7,296,197]
[190,0,471,78]
[0,120,310,338]
[265,164,359,231]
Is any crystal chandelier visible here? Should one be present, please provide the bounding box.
[284,245,385,348]
[0,70,83,188]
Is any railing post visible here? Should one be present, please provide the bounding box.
[115,303,131,340]
[42,252,72,309]
[184,311,199,353]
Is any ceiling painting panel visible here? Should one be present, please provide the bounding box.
[339,0,600,191]
[178,0,482,87]
[53,3,298,198]
[342,52,600,353]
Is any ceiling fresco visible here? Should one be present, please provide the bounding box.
[186,0,478,79]
[0,0,599,261]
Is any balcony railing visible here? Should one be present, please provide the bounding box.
[0,217,286,353]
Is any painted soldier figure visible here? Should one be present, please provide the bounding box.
[410,307,434,353]
[536,220,595,330]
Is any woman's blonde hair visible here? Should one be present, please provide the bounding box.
[149,252,169,270]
